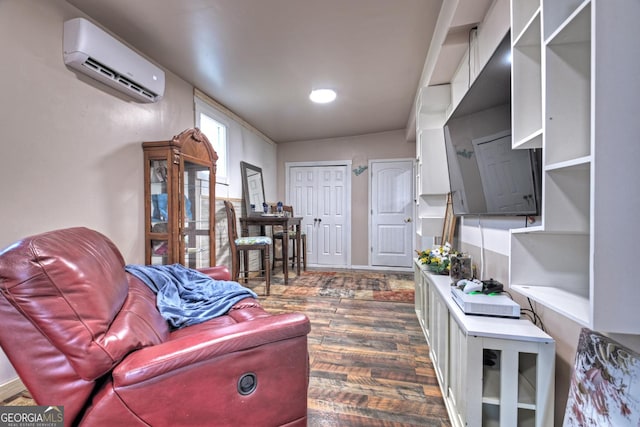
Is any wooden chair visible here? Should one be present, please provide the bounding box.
[223,200,272,295]
[272,205,307,272]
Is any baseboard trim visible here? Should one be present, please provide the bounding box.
[341,264,413,273]
[0,377,25,401]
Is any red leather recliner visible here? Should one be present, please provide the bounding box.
[0,227,310,426]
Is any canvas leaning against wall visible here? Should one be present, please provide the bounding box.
[563,328,640,426]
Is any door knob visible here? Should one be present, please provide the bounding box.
[404,218,412,223]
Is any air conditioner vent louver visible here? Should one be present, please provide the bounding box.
[63,17,165,103]
[82,57,157,101]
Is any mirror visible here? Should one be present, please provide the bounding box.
[240,161,265,216]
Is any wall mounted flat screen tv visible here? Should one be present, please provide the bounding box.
[443,32,542,216]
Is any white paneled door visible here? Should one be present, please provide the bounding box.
[289,165,349,267]
[473,131,536,214]
[371,160,414,267]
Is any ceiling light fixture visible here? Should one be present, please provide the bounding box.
[309,89,336,104]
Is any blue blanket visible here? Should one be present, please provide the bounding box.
[125,264,257,329]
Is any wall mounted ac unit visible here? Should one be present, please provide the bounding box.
[63,17,165,103]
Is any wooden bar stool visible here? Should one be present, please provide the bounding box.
[272,205,306,272]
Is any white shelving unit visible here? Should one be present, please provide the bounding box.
[414,261,555,427]
[415,85,451,243]
[509,0,640,333]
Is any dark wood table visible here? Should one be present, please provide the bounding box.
[239,215,303,284]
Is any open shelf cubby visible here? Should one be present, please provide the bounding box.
[512,10,542,148]
[510,231,590,325]
[542,0,590,41]
[542,162,590,233]
[544,2,591,165]
[512,0,540,40]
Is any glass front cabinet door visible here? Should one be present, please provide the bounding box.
[142,128,218,268]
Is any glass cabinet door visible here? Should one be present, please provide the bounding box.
[149,159,169,265]
[182,160,212,268]
[143,129,217,267]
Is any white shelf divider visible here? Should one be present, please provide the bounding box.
[511,284,589,326]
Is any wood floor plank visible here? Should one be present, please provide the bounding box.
[259,271,451,427]
[311,375,427,402]
[308,396,447,427]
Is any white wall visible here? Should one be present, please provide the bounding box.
[0,0,192,256]
[230,127,277,202]
[277,130,415,266]
[0,0,275,389]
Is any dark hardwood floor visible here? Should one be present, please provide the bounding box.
[260,292,451,426]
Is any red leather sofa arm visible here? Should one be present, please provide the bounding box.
[198,265,231,281]
[0,227,310,427]
[112,312,310,386]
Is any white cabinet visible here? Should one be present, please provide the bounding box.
[413,262,430,341]
[415,261,555,427]
[415,85,451,242]
[418,128,450,196]
[416,85,451,198]
[509,0,640,333]
[475,337,555,427]
[430,282,449,386]
[447,314,468,426]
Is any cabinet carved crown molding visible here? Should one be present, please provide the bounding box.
[142,128,218,268]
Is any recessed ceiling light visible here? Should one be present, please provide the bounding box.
[309,89,336,104]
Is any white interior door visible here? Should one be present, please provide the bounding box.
[473,131,536,213]
[371,160,414,267]
[289,165,348,267]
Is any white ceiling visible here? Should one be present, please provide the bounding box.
[66,0,493,143]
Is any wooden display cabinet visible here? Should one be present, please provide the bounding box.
[142,128,218,268]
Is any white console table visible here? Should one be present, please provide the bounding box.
[414,260,555,427]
